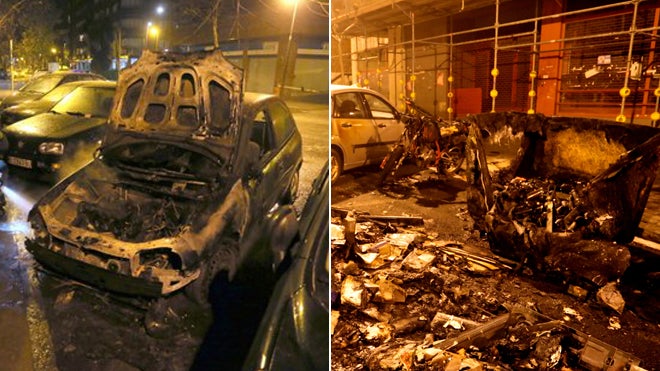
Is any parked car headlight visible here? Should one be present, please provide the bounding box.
[39,142,64,155]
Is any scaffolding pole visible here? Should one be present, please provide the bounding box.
[491,0,500,113]
[617,0,641,123]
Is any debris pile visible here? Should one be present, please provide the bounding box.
[73,197,186,241]
[331,213,647,370]
[491,177,594,234]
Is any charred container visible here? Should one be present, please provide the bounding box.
[465,112,660,285]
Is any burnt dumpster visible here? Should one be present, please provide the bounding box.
[465,112,660,286]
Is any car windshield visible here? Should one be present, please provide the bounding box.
[39,84,79,103]
[51,86,115,117]
[102,142,226,183]
[20,74,64,94]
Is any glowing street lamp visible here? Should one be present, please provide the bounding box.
[149,26,160,49]
[145,22,160,50]
[50,47,58,64]
[156,5,165,15]
[145,21,152,48]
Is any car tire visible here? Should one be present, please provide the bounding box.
[185,263,213,306]
[331,148,343,182]
[283,169,300,204]
[185,236,238,305]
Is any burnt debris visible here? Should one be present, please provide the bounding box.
[73,197,185,242]
[465,112,660,285]
[331,212,649,370]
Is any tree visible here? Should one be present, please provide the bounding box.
[0,0,58,70]
[14,25,56,71]
[54,0,120,74]
[172,0,223,48]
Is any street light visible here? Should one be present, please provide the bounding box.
[50,47,58,66]
[145,22,160,50]
[156,5,165,15]
[279,0,299,97]
[145,21,152,49]
[149,26,160,50]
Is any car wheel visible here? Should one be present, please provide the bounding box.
[185,236,237,305]
[185,263,212,306]
[331,148,343,182]
[283,169,299,204]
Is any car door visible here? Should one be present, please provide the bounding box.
[267,100,301,199]
[332,91,381,168]
[362,92,403,155]
[249,100,300,208]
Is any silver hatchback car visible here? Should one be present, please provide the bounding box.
[330,85,404,181]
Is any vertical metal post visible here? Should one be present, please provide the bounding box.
[411,12,415,100]
[491,0,500,113]
[280,0,298,97]
[528,17,539,114]
[115,27,122,80]
[9,39,14,92]
[448,34,454,121]
[616,0,640,123]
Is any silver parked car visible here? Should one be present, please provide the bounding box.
[330,85,404,181]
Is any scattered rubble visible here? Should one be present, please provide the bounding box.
[331,208,655,370]
[597,282,626,314]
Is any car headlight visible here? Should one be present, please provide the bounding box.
[38,142,64,155]
[27,210,51,247]
[139,249,183,271]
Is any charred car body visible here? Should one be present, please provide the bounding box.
[465,112,660,286]
[25,50,303,303]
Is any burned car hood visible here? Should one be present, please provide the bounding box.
[105,50,243,160]
[3,112,107,139]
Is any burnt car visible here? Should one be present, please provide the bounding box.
[242,162,329,371]
[0,70,106,111]
[465,112,660,286]
[2,80,116,181]
[0,80,96,127]
[25,50,303,305]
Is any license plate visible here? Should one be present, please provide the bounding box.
[7,156,32,169]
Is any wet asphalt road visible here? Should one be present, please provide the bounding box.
[0,93,328,371]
